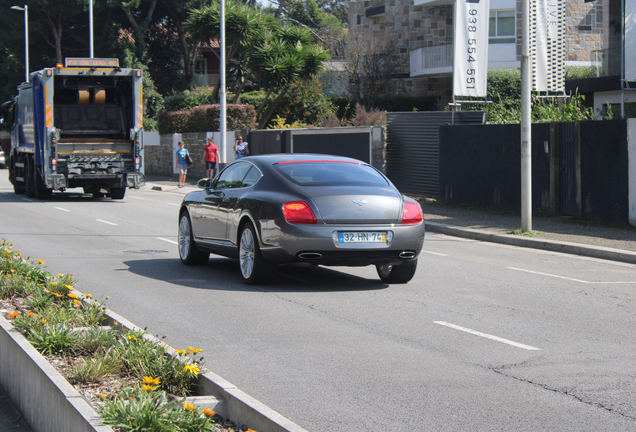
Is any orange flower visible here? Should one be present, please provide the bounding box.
[202,408,216,417]
[8,312,20,318]
[26,312,36,317]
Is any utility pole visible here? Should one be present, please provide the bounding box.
[521,0,532,232]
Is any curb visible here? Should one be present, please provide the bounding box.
[0,308,308,432]
[426,221,636,265]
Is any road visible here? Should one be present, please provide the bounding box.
[1,173,635,431]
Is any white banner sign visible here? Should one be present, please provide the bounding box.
[453,0,490,97]
[532,0,564,92]
[627,0,636,81]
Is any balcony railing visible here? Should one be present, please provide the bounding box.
[591,47,621,77]
[424,44,454,69]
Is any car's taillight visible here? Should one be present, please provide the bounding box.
[283,201,317,224]
[402,201,423,224]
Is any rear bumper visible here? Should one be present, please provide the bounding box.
[259,221,425,266]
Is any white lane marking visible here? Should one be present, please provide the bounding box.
[434,321,541,351]
[96,219,118,226]
[421,250,448,256]
[167,203,180,206]
[508,267,636,284]
[55,207,70,212]
[157,238,178,245]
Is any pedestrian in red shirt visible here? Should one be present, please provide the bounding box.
[203,136,220,178]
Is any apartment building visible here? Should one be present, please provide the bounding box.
[348,0,608,108]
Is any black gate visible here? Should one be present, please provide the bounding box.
[559,122,577,216]
[385,111,485,197]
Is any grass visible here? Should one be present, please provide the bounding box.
[0,239,253,432]
[506,228,542,237]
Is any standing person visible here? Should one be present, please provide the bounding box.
[175,141,189,188]
[234,135,249,160]
[203,136,220,178]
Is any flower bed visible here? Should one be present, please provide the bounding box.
[0,239,254,432]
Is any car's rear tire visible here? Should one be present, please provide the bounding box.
[239,222,273,285]
[178,212,209,265]
[376,258,418,284]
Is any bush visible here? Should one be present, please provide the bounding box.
[350,104,386,126]
[164,89,216,112]
[157,104,257,134]
[273,80,336,127]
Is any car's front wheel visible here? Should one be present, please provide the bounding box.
[239,222,273,285]
[376,258,418,284]
[178,212,209,265]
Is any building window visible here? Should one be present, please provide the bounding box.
[489,10,515,44]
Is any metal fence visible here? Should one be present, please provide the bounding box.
[385,111,485,197]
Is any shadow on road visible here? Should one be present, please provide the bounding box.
[123,257,389,293]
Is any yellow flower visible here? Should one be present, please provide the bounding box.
[188,347,203,354]
[73,300,80,306]
[202,408,216,417]
[84,293,92,298]
[126,335,137,340]
[69,275,74,279]
[175,349,188,355]
[41,318,48,324]
[143,376,161,385]
[4,249,10,254]
[67,292,78,299]
[182,402,196,411]
[183,364,200,375]
[113,321,119,326]
[141,385,157,391]
[58,274,64,278]
[37,259,44,265]
[65,285,73,290]
[98,393,107,400]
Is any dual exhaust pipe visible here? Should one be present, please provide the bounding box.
[298,251,416,260]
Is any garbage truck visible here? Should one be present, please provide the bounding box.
[0,57,145,199]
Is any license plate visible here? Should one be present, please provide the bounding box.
[338,232,386,243]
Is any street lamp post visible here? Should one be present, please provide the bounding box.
[11,5,29,83]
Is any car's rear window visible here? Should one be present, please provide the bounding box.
[273,161,389,186]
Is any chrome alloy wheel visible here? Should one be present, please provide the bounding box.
[240,226,255,279]
[178,215,191,260]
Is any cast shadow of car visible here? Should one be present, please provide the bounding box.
[122,257,390,293]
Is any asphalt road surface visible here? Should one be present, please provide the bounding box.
[1,174,635,431]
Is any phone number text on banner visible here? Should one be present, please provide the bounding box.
[453,0,490,98]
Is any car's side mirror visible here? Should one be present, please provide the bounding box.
[197,178,213,190]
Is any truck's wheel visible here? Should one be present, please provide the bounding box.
[24,158,35,198]
[110,187,126,199]
[34,167,52,200]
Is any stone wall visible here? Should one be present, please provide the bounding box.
[565,0,604,63]
[144,132,213,179]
